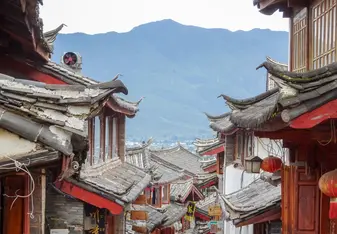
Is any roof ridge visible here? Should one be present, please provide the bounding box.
[126,138,153,153]
[149,144,180,153]
[218,87,279,110]
[204,112,231,121]
[266,56,288,68]
[178,144,202,159]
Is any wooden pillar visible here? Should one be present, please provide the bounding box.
[118,115,126,162]
[113,213,125,234]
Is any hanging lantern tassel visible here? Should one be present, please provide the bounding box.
[330,198,337,219]
[319,169,337,220]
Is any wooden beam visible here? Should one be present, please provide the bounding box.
[255,129,333,142]
[235,208,281,227]
[54,180,124,215]
[287,0,308,7]
[201,144,225,156]
[290,99,337,129]
[0,56,65,84]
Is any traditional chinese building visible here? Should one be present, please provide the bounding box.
[231,0,337,233]
[125,141,189,234]
[0,1,150,233]
[195,58,287,234]
[220,178,281,234]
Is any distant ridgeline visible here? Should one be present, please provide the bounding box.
[53,20,288,140]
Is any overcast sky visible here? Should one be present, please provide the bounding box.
[40,0,289,34]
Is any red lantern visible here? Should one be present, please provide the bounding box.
[260,156,282,173]
[319,169,337,219]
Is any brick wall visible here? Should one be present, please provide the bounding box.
[45,184,84,234]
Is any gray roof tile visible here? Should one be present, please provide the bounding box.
[150,144,206,176]
[222,178,281,222]
[0,73,127,156]
[79,158,151,203]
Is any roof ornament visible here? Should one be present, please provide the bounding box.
[43,23,67,53]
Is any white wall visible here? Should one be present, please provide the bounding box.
[222,137,283,234]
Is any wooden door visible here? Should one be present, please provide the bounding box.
[3,176,25,234]
[293,167,320,234]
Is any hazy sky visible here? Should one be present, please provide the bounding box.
[40,0,289,34]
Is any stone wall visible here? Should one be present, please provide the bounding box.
[30,170,46,234]
[45,184,84,234]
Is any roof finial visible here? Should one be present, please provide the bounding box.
[112,73,122,81]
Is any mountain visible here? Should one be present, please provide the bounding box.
[52,19,288,141]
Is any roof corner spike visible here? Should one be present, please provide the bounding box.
[136,96,145,105]
[256,61,266,70]
[112,73,122,81]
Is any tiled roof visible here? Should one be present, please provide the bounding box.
[221,178,281,223]
[206,57,337,132]
[151,160,184,185]
[0,73,127,156]
[170,179,204,202]
[78,158,151,204]
[127,203,186,232]
[196,192,217,213]
[204,112,237,134]
[196,173,218,188]
[193,138,220,153]
[125,139,153,170]
[150,144,206,176]
[125,140,184,185]
[162,203,187,227]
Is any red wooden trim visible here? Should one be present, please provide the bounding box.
[203,164,217,173]
[194,211,211,221]
[290,99,337,129]
[54,180,124,215]
[199,180,217,190]
[201,145,224,156]
[24,175,30,234]
[235,208,281,227]
[0,57,64,84]
[192,186,204,201]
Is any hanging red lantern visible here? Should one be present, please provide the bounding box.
[319,169,337,219]
[260,156,282,173]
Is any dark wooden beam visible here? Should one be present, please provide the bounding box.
[235,208,281,227]
[255,128,334,142]
[287,0,308,7]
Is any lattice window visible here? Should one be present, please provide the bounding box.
[293,8,308,72]
[312,0,337,69]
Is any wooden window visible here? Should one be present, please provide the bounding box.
[162,185,170,204]
[292,8,308,72]
[145,188,151,204]
[87,115,119,165]
[217,152,224,174]
[152,187,161,207]
[312,0,337,69]
[236,131,244,161]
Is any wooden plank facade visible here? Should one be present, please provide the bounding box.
[254,0,337,233]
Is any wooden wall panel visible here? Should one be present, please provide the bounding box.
[292,7,308,72]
